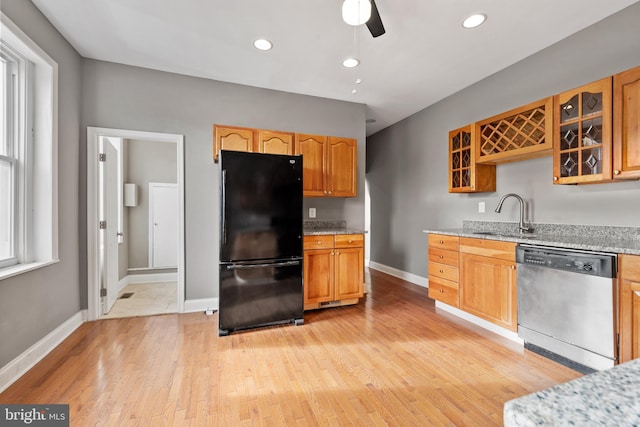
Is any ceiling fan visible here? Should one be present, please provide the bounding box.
[342,0,386,38]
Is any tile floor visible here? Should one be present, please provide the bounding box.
[101,281,177,319]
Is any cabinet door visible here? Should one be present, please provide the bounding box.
[303,248,334,304]
[459,253,517,331]
[213,125,254,161]
[258,130,294,155]
[619,254,640,363]
[448,125,495,193]
[553,77,612,184]
[295,134,327,196]
[326,137,357,197]
[334,247,364,300]
[613,66,640,180]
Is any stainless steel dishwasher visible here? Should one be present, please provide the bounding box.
[516,244,617,373]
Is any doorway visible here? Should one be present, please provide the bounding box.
[87,127,185,321]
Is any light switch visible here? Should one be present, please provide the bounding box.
[478,202,485,213]
[309,208,316,218]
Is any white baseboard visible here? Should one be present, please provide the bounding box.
[126,272,178,284]
[0,310,86,394]
[435,301,523,344]
[184,298,219,313]
[368,261,429,288]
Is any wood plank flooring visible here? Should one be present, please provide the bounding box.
[0,269,580,426]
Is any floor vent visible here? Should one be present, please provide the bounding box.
[120,292,135,299]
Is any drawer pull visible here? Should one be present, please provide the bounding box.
[439,289,444,293]
[348,239,353,243]
[439,240,444,244]
[439,255,444,259]
[439,269,444,273]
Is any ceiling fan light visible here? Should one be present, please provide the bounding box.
[343,57,360,68]
[342,0,372,26]
[462,14,487,29]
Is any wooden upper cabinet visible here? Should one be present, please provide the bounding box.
[327,137,357,197]
[613,65,640,180]
[295,134,327,196]
[553,77,613,184]
[213,125,254,161]
[257,130,294,155]
[295,134,357,197]
[448,125,495,193]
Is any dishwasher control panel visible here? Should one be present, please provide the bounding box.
[516,245,616,278]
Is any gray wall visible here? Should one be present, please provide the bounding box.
[0,0,83,367]
[125,139,177,269]
[81,60,366,299]
[367,2,640,279]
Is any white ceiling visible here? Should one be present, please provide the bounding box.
[32,0,639,135]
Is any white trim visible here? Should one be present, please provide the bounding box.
[126,272,178,284]
[435,301,524,344]
[0,310,86,394]
[0,259,58,281]
[368,261,429,288]
[87,127,185,320]
[184,298,219,313]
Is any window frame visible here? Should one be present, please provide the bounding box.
[0,12,59,280]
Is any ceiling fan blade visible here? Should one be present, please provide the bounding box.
[366,0,386,37]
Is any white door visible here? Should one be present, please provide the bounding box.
[101,140,119,314]
[149,183,178,268]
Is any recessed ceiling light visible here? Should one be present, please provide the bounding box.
[355,78,362,84]
[343,57,360,68]
[253,39,273,51]
[462,14,486,29]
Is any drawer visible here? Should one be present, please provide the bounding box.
[428,234,459,251]
[459,237,516,262]
[620,254,640,283]
[304,235,334,250]
[428,248,459,266]
[428,276,459,307]
[335,233,364,248]
[428,261,459,282]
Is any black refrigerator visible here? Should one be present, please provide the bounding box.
[218,150,304,336]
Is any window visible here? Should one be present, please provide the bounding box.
[0,12,58,279]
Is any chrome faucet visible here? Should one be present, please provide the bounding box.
[495,193,533,233]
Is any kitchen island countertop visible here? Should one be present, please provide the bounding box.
[504,358,640,426]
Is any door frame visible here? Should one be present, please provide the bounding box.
[87,127,185,321]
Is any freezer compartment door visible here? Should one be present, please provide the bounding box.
[219,259,303,334]
[220,151,303,262]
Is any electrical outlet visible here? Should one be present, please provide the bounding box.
[309,207,316,218]
[478,202,485,213]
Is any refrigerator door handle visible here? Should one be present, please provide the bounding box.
[226,260,301,270]
[221,169,227,246]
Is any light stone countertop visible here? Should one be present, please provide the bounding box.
[303,220,365,236]
[503,358,640,426]
[423,221,640,255]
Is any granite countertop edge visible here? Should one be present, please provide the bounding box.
[423,228,640,255]
[503,358,640,426]
[304,228,366,236]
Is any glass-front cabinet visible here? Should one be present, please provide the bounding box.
[553,77,612,184]
[448,125,495,193]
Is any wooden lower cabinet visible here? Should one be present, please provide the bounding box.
[304,234,364,310]
[618,254,640,363]
[458,238,517,332]
[427,234,460,307]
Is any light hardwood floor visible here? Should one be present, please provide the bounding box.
[0,269,580,425]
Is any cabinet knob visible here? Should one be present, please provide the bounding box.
[331,252,335,255]
[348,239,353,243]
[511,265,516,270]
[328,191,332,195]
[439,255,444,259]
[553,176,558,182]
[614,170,620,175]
[439,289,444,293]
[439,269,444,273]
[317,240,322,244]
[439,240,444,244]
